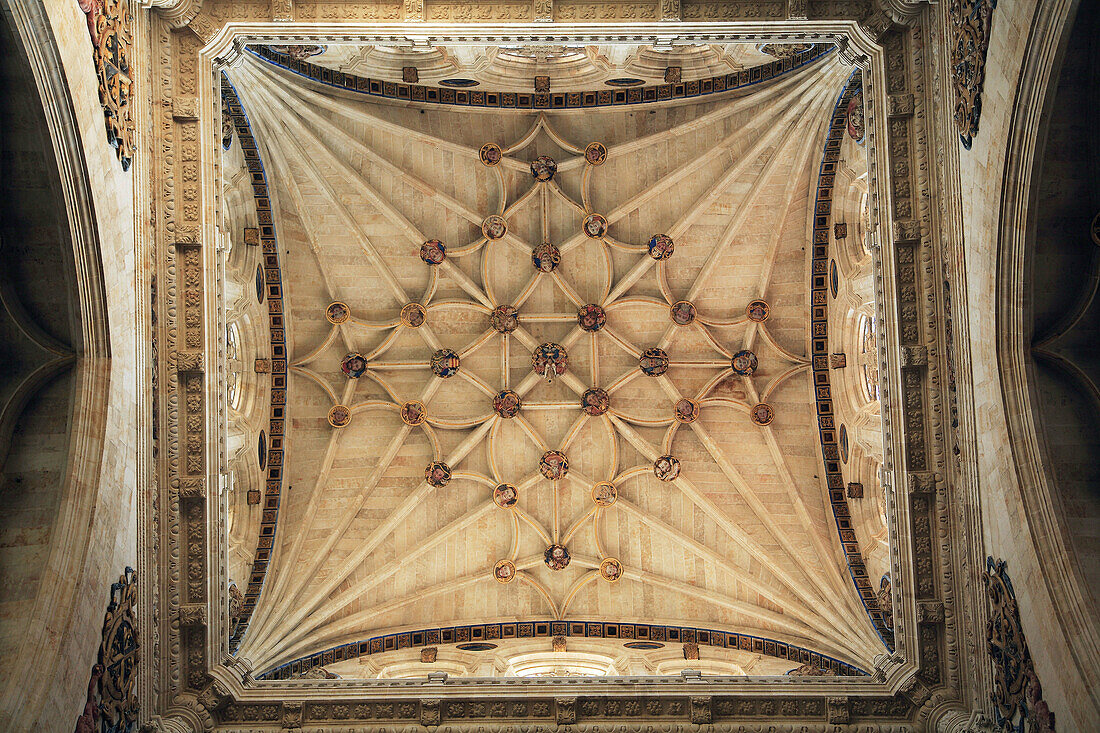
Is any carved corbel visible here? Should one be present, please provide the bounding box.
[196,679,231,713]
[659,0,681,21]
[900,345,928,369]
[826,696,850,724]
[179,603,208,627]
[907,471,938,495]
[175,476,206,499]
[555,697,577,725]
[174,351,205,374]
[149,0,203,29]
[899,675,933,707]
[917,599,945,624]
[281,701,303,730]
[860,10,895,43]
[420,698,441,727]
[690,696,713,725]
[533,0,552,22]
[888,93,916,118]
[172,97,199,122]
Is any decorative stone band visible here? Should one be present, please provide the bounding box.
[249,43,834,110]
[222,76,288,653]
[810,72,895,651]
[260,619,867,680]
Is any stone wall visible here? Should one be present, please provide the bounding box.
[0,0,143,730]
[948,0,1100,728]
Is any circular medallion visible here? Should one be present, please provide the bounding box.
[654,454,681,482]
[670,300,696,326]
[530,155,558,181]
[639,347,670,377]
[479,142,503,167]
[490,304,520,333]
[493,389,522,418]
[581,387,610,416]
[493,483,518,508]
[674,398,699,424]
[746,299,770,322]
[401,400,427,426]
[400,302,426,328]
[577,304,607,332]
[647,234,675,260]
[420,239,446,265]
[599,557,624,582]
[582,213,608,239]
[531,242,561,273]
[532,343,568,381]
[539,450,569,480]
[327,404,351,428]
[425,461,452,487]
[326,301,350,324]
[584,142,608,165]
[494,559,517,583]
[591,481,617,507]
[431,348,461,378]
[749,403,774,426]
[482,214,508,241]
[544,544,571,571]
[341,352,367,379]
[730,349,759,376]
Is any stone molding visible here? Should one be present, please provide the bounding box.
[990,0,1100,714]
[139,6,985,731]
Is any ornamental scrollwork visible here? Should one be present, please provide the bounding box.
[74,567,140,733]
[985,558,1055,732]
[949,0,997,149]
[77,0,135,170]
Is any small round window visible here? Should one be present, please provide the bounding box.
[255,264,265,303]
[258,431,267,469]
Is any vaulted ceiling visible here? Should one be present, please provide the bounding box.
[221,44,886,680]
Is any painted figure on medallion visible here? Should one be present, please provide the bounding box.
[647,234,675,260]
[531,242,561,273]
[670,300,696,326]
[490,304,520,333]
[327,405,352,428]
[599,557,623,583]
[750,403,775,426]
[493,389,522,418]
[326,301,350,324]
[401,400,426,426]
[654,454,680,482]
[401,302,426,328]
[581,387,610,416]
[530,155,557,181]
[482,215,508,241]
[532,343,568,382]
[425,461,452,488]
[494,559,517,583]
[746,299,770,322]
[674,398,699,423]
[539,450,569,480]
[584,141,608,165]
[431,348,461,378]
[577,304,607,332]
[493,483,518,508]
[639,347,670,377]
[479,142,503,166]
[591,481,617,507]
[582,213,608,239]
[730,349,759,376]
[420,239,446,265]
[544,544,571,570]
[341,352,367,379]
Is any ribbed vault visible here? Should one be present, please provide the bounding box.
[223,47,886,678]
